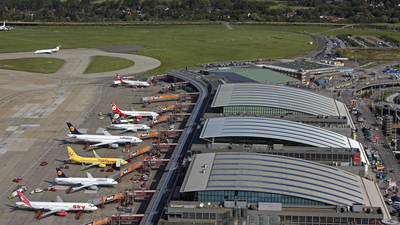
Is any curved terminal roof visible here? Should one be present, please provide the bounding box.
[211,83,344,116]
[200,117,367,163]
[181,153,370,206]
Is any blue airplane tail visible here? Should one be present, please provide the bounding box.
[66,122,82,135]
[110,116,120,124]
[56,167,68,178]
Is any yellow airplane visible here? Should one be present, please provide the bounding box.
[67,146,128,168]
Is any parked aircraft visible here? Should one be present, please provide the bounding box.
[67,146,128,168]
[34,45,61,54]
[111,102,159,120]
[114,73,150,87]
[55,168,117,191]
[109,116,150,132]
[0,21,11,31]
[66,122,142,148]
[15,191,97,218]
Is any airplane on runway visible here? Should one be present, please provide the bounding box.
[34,45,62,54]
[54,167,118,191]
[66,122,142,148]
[111,102,159,120]
[109,116,150,132]
[114,73,150,87]
[15,191,97,219]
[67,146,128,168]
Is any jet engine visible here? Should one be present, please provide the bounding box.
[109,144,119,149]
[99,164,106,168]
[89,186,97,190]
[57,211,67,216]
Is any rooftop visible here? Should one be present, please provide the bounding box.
[210,83,348,117]
[211,67,299,84]
[181,153,374,206]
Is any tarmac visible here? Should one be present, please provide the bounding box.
[0,47,173,224]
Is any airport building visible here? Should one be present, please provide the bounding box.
[194,116,367,166]
[208,83,355,131]
[261,61,341,79]
[164,153,388,225]
[208,67,302,85]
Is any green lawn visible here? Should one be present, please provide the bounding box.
[0,58,64,73]
[337,48,400,65]
[2,24,399,76]
[0,25,317,75]
[83,56,134,74]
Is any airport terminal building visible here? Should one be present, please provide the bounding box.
[164,153,388,225]
[207,83,355,134]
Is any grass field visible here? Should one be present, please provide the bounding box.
[0,58,64,74]
[1,25,317,75]
[83,56,134,74]
[2,24,400,75]
[337,48,400,65]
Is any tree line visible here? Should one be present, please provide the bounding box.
[1,0,400,23]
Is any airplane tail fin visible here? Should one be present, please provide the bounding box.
[116,73,122,81]
[111,102,122,114]
[56,167,68,178]
[3,21,5,27]
[110,116,120,124]
[67,146,81,160]
[66,122,82,135]
[17,191,32,208]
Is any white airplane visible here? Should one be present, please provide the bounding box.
[66,122,142,148]
[0,21,6,31]
[111,102,159,120]
[15,191,97,219]
[114,73,150,87]
[55,168,118,192]
[34,45,61,54]
[109,116,150,132]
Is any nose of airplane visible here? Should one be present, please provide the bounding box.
[92,206,98,210]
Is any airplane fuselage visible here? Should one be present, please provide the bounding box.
[69,155,127,165]
[55,177,118,186]
[67,134,142,144]
[110,124,150,130]
[15,202,97,211]
[118,110,158,119]
[121,80,150,87]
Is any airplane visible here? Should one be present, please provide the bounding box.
[114,73,150,87]
[15,191,97,219]
[66,122,142,148]
[111,102,159,120]
[0,21,7,31]
[34,45,62,54]
[54,167,118,192]
[109,116,150,132]
[67,146,128,168]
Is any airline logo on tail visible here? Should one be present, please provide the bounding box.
[67,146,80,159]
[17,191,32,208]
[110,116,120,124]
[111,102,121,114]
[66,122,82,135]
[56,168,68,178]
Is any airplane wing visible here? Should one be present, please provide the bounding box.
[56,196,64,203]
[122,128,137,132]
[90,140,117,147]
[82,163,102,169]
[102,130,112,136]
[40,207,68,218]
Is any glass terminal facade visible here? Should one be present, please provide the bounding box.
[223,106,311,116]
[197,190,324,205]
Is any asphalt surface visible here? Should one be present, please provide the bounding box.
[0,48,164,224]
